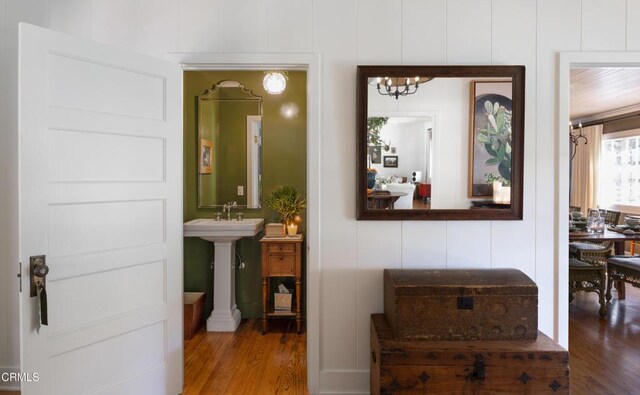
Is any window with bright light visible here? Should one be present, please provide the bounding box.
[600,129,640,207]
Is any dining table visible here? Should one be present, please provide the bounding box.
[367,191,407,209]
[569,227,640,299]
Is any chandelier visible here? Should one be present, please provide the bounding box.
[374,76,428,99]
[569,122,588,160]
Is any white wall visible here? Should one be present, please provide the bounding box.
[2,0,639,393]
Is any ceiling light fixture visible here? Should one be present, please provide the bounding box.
[263,71,287,94]
[373,76,430,100]
[569,121,588,160]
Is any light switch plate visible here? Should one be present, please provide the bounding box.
[237,186,244,196]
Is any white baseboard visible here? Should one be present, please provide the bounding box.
[319,370,369,394]
[0,366,20,391]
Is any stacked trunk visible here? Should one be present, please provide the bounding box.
[371,269,569,394]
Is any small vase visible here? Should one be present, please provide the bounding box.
[287,223,298,236]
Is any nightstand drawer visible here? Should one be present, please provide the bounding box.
[267,243,296,253]
[267,253,295,275]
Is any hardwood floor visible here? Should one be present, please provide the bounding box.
[183,318,307,395]
[4,290,639,395]
[570,284,640,394]
[412,198,430,209]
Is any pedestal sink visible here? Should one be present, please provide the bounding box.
[184,218,264,331]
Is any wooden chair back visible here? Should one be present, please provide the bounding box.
[603,210,621,226]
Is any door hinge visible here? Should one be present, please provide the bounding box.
[17,262,22,293]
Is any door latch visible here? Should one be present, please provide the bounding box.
[17,262,22,293]
[30,255,49,326]
[30,255,49,297]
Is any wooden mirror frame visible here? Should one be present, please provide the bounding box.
[356,65,525,220]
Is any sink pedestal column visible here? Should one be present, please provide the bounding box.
[206,240,241,332]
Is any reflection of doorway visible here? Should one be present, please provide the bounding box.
[367,116,432,181]
[246,115,262,207]
[368,113,436,209]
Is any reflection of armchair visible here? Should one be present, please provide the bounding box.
[417,183,431,204]
[386,183,416,209]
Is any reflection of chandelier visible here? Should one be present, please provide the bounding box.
[569,122,588,160]
[374,77,430,99]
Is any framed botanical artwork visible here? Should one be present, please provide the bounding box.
[468,80,513,197]
[368,146,382,164]
[383,155,398,168]
[200,138,213,174]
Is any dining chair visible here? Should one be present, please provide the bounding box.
[603,210,621,226]
[606,255,640,301]
[569,205,582,213]
[569,258,607,318]
[417,183,431,204]
[569,210,621,265]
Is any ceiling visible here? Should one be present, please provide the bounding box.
[570,67,640,121]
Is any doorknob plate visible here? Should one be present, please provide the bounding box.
[30,255,47,297]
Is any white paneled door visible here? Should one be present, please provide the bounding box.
[18,23,183,394]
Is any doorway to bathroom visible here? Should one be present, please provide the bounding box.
[179,63,316,393]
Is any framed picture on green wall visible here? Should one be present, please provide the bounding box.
[200,138,213,174]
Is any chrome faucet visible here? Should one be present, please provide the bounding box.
[223,201,237,220]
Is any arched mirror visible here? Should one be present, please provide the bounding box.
[356,65,525,220]
[198,80,263,209]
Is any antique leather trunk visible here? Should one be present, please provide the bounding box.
[371,314,569,394]
[384,269,538,341]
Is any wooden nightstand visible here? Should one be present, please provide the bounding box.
[260,235,303,334]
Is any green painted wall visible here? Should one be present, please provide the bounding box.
[184,71,307,319]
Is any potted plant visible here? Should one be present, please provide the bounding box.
[367,117,388,147]
[266,186,306,236]
[367,168,377,189]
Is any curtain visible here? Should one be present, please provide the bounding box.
[570,124,603,214]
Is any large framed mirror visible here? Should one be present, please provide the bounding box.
[198,80,263,209]
[357,65,525,220]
